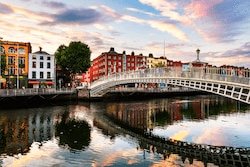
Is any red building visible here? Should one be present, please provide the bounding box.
[85,48,147,82]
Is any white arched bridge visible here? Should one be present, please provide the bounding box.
[88,67,250,104]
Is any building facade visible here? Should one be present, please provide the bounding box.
[0,40,31,88]
[146,54,167,68]
[87,48,147,82]
[28,47,55,88]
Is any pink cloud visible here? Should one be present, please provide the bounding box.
[185,0,224,20]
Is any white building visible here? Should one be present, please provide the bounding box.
[28,47,55,88]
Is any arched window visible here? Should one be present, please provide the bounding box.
[18,48,25,54]
[8,47,16,53]
[0,46,5,54]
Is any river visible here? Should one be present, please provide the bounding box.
[0,95,250,167]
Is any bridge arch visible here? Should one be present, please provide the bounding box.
[88,67,250,104]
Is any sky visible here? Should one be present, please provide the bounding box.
[0,0,250,67]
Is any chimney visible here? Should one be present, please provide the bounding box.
[110,47,115,52]
[39,46,42,52]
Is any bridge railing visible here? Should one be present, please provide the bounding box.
[90,67,250,89]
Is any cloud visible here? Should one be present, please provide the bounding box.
[185,0,223,20]
[148,20,188,41]
[139,0,250,43]
[0,2,14,14]
[186,0,250,43]
[42,0,66,9]
[122,15,145,24]
[122,15,188,42]
[41,8,101,25]
[126,7,157,16]
[98,5,121,20]
[139,0,189,23]
[201,42,250,67]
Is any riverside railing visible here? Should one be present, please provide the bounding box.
[0,88,76,97]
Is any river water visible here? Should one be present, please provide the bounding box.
[0,95,250,167]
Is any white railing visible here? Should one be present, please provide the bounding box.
[90,67,250,89]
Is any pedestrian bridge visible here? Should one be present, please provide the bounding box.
[89,67,250,104]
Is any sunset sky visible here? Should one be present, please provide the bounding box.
[1,0,250,67]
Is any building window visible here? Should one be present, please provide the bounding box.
[32,62,36,68]
[47,56,51,60]
[40,72,44,79]
[0,46,5,54]
[8,67,15,75]
[47,72,51,79]
[19,57,25,65]
[32,55,36,60]
[40,56,44,60]
[47,62,51,69]
[40,62,43,68]
[18,48,25,54]
[8,56,15,64]
[32,71,36,79]
[8,47,16,53]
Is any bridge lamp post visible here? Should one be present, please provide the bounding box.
[196,48,200,62]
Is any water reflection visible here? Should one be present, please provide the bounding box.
[55,110,91,150]
[104,95,250,145]
[0,108,60,156]
[0,95,250,167]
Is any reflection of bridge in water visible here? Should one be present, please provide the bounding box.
[94,113,250,167]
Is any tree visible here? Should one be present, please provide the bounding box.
[55,41,91,82]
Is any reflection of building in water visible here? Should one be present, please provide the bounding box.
[28,113,55,143]
[0,110,57,155]
[0,115,29,155]
[104,96,243,133]
[106,102,149,131]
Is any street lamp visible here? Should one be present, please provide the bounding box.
[16,43,19,89]
[0,37,3,89]
[196,48,200,62]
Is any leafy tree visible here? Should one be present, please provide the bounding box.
[55,41,91,82]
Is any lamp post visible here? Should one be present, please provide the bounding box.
[0,37,3,89]
[16,43,19,89]
[196,48,200,62]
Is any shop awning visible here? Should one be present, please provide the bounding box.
[44,81,54,85]
[28,80,40,84]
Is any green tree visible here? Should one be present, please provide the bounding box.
[55,41,91,82]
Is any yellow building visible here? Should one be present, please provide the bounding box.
[146,53,167,68]
[0,40,32,88]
